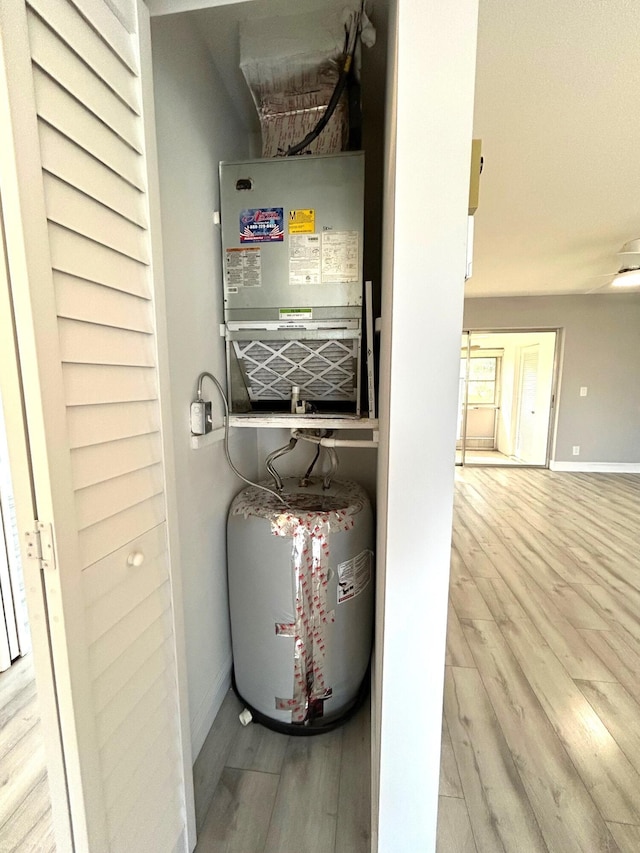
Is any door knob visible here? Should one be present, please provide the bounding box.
[127,551,145,567]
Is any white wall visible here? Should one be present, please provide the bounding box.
[151,15,258,758]
[375,1,479,850]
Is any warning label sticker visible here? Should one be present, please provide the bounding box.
[289,233,321,285]
[239,208,284,243]
[337,549,372,604]
[225,247,261,288]
[289,209,315,234]
[322,231,359,282]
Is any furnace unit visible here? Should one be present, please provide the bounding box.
[220,152,364,415]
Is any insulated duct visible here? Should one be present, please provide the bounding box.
[239,3,375,158]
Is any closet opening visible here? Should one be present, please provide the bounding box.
[149,0,392,846]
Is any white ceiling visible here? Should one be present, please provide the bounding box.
[150,0,640,297]
[470,0,640,296]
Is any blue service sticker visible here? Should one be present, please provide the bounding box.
[239,208,284,243]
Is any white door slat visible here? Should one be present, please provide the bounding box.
[99,673,169,780]
[63,364,157,406]
[66,0,137,74]
[108,741,178,845]
[67,401,159,449]
[105,744,177,840]
[34,70,144,189]
[111,785,183,853]
[71,432,162,491]
[172,831,186,853]
[100,682,171,804]
[99,0,136,38]
[49,224,149,298]
[55,273,153,333]
[92,615,170,712]
[39,123,146,226]
[59,319,155,368]
[84,534,168,642]
[28,0,139,113]
[146,798,184,853]
[76,463,164,531]
[28,11,141,152]
[44,174,149,263]
[144,791,185,853]
[107,743,177,840]
[104,696,175,808]
[96,641,175,748]
[89,584,171,681]
[79,493,166,568]
[82,524,166,606]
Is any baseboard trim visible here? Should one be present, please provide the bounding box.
[190,655,232,759]
[549,461,640,473]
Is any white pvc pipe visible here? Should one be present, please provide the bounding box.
[292,430,379,448]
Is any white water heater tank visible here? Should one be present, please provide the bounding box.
[227,478,374,729]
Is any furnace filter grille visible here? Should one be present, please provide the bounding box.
[234,339,357,401]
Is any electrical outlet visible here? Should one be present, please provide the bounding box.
[572,445,580,456]
[579,386,588,397]
[190,401,213,435]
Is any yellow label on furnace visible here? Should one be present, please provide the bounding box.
[288,209,315,234]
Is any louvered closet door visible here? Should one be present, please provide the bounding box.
[0,1,189,850]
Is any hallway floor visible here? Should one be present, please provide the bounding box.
[0,654,54,852]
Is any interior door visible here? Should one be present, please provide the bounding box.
[0,499,20,671]
[0,1,192,850]
[456,333,470,464]
[0,178,72,849]
[515,345,539,462]
[0,397,32,670]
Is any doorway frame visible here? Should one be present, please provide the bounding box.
[457,327,562,468]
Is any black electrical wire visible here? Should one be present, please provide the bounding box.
[285,4,363,156]
[301,443,321,485]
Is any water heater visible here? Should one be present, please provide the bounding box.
[227,477,374,730]
[220,152,364,414]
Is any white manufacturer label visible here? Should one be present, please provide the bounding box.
[226,247,262,288]
[289,233,321,285]
[322,231,359,283]
[337,549,372,604]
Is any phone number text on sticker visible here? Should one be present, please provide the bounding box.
[239,208,284,243]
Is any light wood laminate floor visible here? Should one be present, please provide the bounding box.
[194,691,370,853]
[0,653,55,852]
[439,467,640,853]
